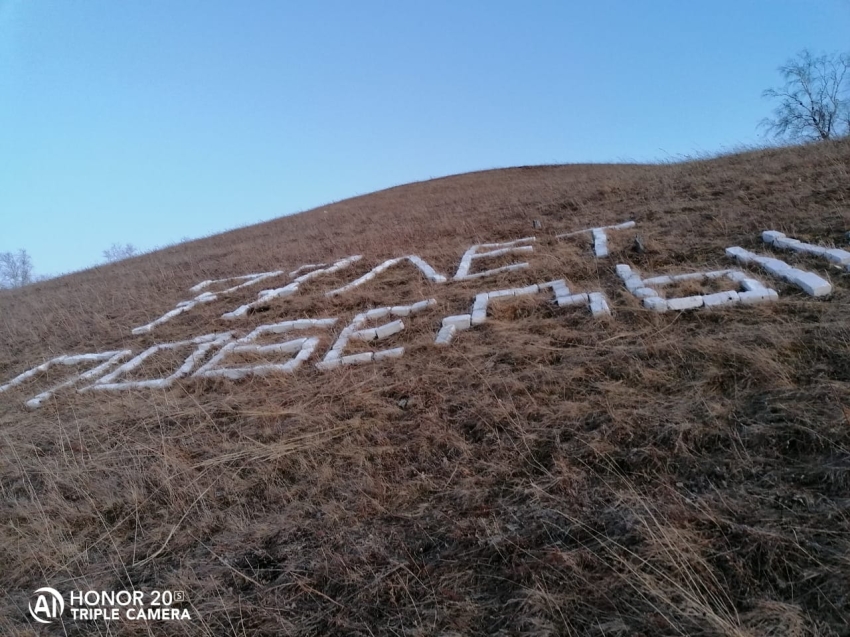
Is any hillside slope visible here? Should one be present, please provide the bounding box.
[2,140,850,635]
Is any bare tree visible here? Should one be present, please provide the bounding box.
[103,243,138,263]
[0,249,34,288]
[762,50,850,141]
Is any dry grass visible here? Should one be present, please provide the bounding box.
[1,139,850,635]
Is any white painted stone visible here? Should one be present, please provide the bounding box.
[374,347,405,361]
[740,278,767,291]
[410,299,437,313]
[592,228,609,257]
[739,289,779,304]
[666,295,704,311]
[788,272,832,297]
[316,359,342,371]
[825,248,850,264]
[615,264,633,278]
[725,246,752,263]
[350,328,379,341]
[340,352,375,365]
[703,270,732,280]
[442,314,472,330]
[557,293,589,307]
[434,324,457,346]
[588,293,611,316]
[761,258,793,277]
[762,230,785,244]
[365,307,392,320]
[633,287,658,299]
[541,279,571,298]
[668,272,701,282]
[643,297,669,312]
[702,290,740,308]
[642,275,673,286]
[472,293,489,325]
[624,276,644,292]
[375,319,405,339]
[488,284,539,299]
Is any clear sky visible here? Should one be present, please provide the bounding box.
[1,1,848,276]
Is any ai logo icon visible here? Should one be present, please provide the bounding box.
[29,587,64,624]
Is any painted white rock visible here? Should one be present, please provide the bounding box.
[434,324,457,346]
[374,347,404,361]
[702,290,740,308]
[666,295,704,311]
[588,293,611,316]
[788,272,832,297]
[643,297,668,312]
[442,314,472,330]
[739,289,779,304]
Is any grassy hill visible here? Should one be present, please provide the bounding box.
[2,139,850,636]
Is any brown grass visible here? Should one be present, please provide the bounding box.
[2,140,850,635]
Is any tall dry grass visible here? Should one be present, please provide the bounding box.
[1,139,850,635]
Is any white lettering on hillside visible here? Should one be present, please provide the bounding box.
[616,264,779,312]
[221,255,363,320]
[193,318,338,380]
[0,350,132,410]
[83,333,233,392]
[556,221,636,257]
[453,237,535,280]
[762,231,850,266]
[325,256,446,296]
[725,246,832,297]
[317,300,436,370]
[7,226,850,408]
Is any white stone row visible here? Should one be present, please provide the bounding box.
[325,255,447,297]
[556,221,636,258]
[133,260,359,335]
[189,271,286,295]
[289,263,328,277]
[317,300,436,370]
[133,271,289,334]
[454,238,535,280]
[725,246,832,297]
[617,263,779,313]
[86,333,234,392]
[466,280,612,334]
[193,319,337,380]
[350,319,405,341]
[434,314,473,346]
[762,230,850,265]
[0,350,133,409]
[222,255,363,319]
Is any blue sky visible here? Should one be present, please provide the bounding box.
[1,1,848,276]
